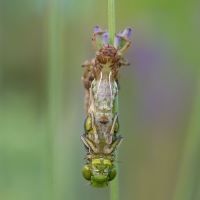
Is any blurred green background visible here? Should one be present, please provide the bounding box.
[0,0,200,200]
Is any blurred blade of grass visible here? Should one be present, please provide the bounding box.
[173,75,200,200]
[45,1,78,199]
[44,0,61,199]
[196,172,200,200]
[45,1,57,199]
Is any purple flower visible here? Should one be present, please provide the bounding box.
[114,34,120,49]
[94,25,102,33]
[102,33,108,44]
[122,27,132,38]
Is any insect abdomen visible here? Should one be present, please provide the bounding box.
[92,73,117,112]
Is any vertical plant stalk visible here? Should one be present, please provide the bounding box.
[108,1,119,200]
[111,96,119,200]
[44,0,60,199]
[108,0,115,45]
[173,76,200,200]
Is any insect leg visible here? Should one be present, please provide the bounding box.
[81,59,95,114]
[103,136,123,154]
[80,135,100,154]
[119,36,131,53]
[85,110,99,144]
[81,59,93,68]
[105,113,119,144]
[120,57,130,66]
[83,90,90,115]
[81,59,95,90]
[92,31,105,52]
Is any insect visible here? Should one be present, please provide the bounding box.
[81,26,131,187]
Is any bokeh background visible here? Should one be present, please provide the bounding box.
[0,0,200,200]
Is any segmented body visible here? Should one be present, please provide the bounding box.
[85,72,121,158]
[81,27,131,187]
[92,73,118,134]
[81,44,124,161]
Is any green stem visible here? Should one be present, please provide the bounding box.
[110,96,119,200]
[108,1,118,200]
[44,0,60,199]
[108,0,115,45]
[173,74,200,200]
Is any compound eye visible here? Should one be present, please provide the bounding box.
[85,115,92,131]
[108,167,116,181]
[114,119,119,133]
[82,165,92,180]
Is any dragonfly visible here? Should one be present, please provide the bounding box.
[81,26,131,187]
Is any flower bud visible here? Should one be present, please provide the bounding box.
[94,25,102,33]
[122,27,132,38]
[102,33,108,44]
[114,34,120,49]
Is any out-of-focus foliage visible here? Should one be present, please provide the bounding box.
[0,0,200,200]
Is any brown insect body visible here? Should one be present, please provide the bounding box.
[91,44,120,142]
[81,28,131,161]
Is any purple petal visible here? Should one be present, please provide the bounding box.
[122,27,132,38]
[114,34,120,49]
[94,25,101,33]
[102,33,108,44]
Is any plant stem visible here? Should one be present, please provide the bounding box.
[173,74,200,200]
[44,0,60,199]
[108,1,119,200]
[108,0,115,45]
[111,96,119,200]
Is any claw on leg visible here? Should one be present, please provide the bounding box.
[120,57,130,66]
